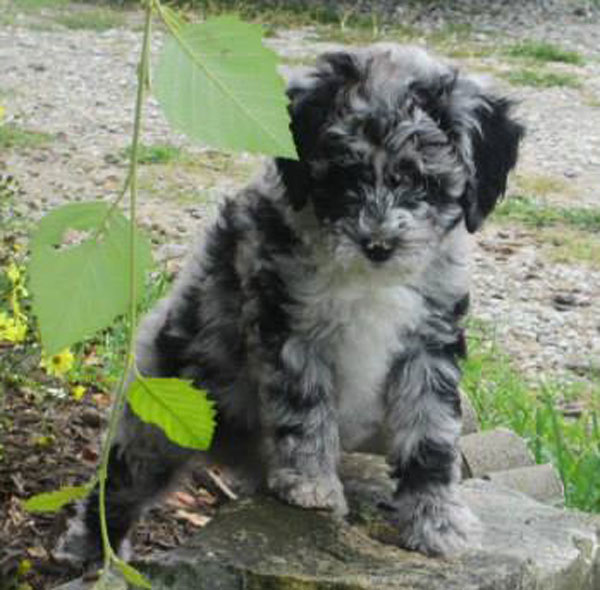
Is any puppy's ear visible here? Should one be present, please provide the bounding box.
[275,158,311,211]
[460,96,524,233]
[276,51,361,211]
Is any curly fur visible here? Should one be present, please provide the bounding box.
[55,44,523,564]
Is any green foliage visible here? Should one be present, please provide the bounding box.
[505,41,584,65]
[55,8,126,31]
[462,323,600,513]
[69,268,173,392]
[127,377,216,450]
[504,68,581,88]
[0,123,53,149]
[154,15,297,158]
[29,202,153,355]
[123,143,183,165]
[115,559,152,589]
[495,195,600,232]
[23,484,91,512]
[12,0,69,10]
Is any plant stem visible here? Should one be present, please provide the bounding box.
[97,0,153,575]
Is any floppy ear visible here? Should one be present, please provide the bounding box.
[276,52,361,211]
[460,97,524,232]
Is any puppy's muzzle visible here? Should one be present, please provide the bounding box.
[360,238,396,263]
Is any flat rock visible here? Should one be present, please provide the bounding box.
[54,454,600,590]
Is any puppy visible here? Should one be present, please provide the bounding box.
[56,44,523,563]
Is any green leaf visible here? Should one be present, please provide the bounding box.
[154,15,297,158]
[127,377,216,450]
[24,484,90,513]
[92,569,128,590]
[115,559,152,589]
[29,202,152,355]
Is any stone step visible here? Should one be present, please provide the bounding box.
[53,453,599,590]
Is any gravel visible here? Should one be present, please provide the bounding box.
[1,1,599,388]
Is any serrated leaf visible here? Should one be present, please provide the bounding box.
[128,377,216,450]
[115,559,152,589]
[24,484,90,513]
[29,202,152,355]
[154,15,297,158]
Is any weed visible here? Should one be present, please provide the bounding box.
[581,90,600,108]
[12,0,69,10]
[429,22,473,44]
[0,124,53,150]
[462,321,600,512]
[504,69,581,89]
[513,173,570,197]
[123,143,183,165]
[55,8,126,31]
[540,226,600,269]
[495,194,600,232]
[504,41,584,65]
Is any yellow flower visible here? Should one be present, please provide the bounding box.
[72,385,86,401]
[6,262,20,284]
[17,559,31,577]
[41,349,74,377]
[0,312,26,343]
[0,105,5,122]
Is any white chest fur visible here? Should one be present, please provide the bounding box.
[330,283,424,451]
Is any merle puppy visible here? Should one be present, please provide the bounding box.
[57,44,523,562]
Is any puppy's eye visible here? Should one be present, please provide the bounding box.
[388,171,404,186]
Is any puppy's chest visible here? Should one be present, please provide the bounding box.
[310,283,424,450]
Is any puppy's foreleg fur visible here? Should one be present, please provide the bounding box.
[385,349,480,555]
[261,339,347,515]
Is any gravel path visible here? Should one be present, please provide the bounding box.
[1,2,600,389]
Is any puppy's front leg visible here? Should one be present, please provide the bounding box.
[259,339,347,516]
[385,348,480,556]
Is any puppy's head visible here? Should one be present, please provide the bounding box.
[277,45,524,270]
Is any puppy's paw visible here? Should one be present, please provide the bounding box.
[52,502,132,569]
[268,469,348,516]
[52,503,102,569]
[391,489,481,557]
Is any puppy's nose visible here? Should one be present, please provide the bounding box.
[361,239,395,263]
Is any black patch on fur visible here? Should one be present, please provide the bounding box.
[393,437,457,492]
[203,199,243,292]
[276,51,361,211]
[252,196,300,255]
[252,268,292,349]
[454,293,470,318]
[462,98,525,232]
[410,71,459,133]
[275,158,312,211]
[84,446,136,553]
[274,422,305,440]
[154,315,191,377]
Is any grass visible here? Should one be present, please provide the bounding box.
[504,41,584,65]
[504,69,582,89]
[0,123,53,150]
[494,195,600,267]
[122,143,183,165]
[12,0,69,10]
[513,173,570,198]
[462,321,600,513]
[495,194,600,232]
[54,7,126,31]
[538,226,600,268]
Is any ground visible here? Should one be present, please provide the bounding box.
[0,1,599,588]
